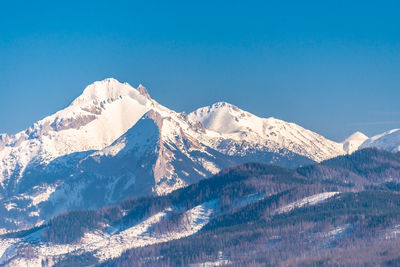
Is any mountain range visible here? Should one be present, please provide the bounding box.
[0,78,399,233]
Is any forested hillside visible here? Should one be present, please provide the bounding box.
[2,148,400,266]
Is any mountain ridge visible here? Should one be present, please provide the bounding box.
[0,78,399,232]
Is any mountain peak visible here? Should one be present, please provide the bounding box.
[187,101,248,134]
[71,78,128,105]
[343,131,368,142]
[342,131,369,154]
[4,78,154,164]
[70,78,150,109]
[102,77,120,84]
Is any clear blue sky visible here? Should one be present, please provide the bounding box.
[1,1,399,141]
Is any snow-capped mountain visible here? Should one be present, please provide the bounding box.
[0,78,350,231]
[340,129,400,153]
[187,102,344,162]
[361,129,400,152]
[0,79,152,189]
[342,131,369,154]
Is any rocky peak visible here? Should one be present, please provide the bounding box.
[137,84,151,100]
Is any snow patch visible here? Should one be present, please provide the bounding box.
[188,102,345,162]
[29,185,57,207]
[276,192,339,214]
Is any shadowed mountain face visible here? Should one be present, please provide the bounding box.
[2,148,400,266]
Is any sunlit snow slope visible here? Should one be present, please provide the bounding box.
[342,131,369,154]
[361,129,400,152]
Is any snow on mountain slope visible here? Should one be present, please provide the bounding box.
[361,129,400,152]
[0,99,227,227]
[61,106,233,200]
[0,78,349,231]
[275,192,339,214]
[342,131,369,154]
[37,100,321,221]
[188,102,345,162]
[0,79,153,189]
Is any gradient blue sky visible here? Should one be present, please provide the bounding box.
[1,1,399,141]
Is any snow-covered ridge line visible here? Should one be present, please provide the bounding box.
[361,129,400,152]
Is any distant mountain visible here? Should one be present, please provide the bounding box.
[340,129,400,154]
[361,128,400,152]
[0,79,347,231]
[342,131,368,153]
[2,148,400,266]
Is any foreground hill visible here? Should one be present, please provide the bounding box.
[2,148,400,266]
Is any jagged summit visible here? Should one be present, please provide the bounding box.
[71,78,149,108]
[209,101,238,109]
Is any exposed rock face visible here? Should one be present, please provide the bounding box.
[49,115,97,131]
[137,84,151,100]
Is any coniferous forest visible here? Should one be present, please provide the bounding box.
[2,148,400,266]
